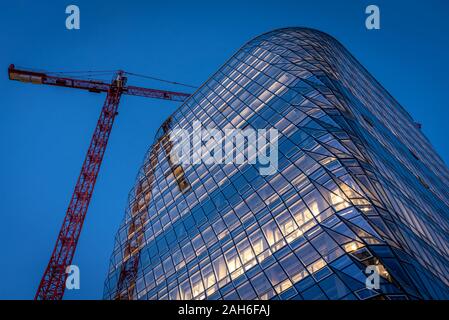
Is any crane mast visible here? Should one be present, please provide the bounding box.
[8,65,191,300]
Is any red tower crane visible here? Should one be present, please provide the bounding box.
[8,64,192,300]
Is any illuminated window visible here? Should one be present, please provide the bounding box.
[265,263,288,286]
[212,256,228,282]
[190,272,205,298]
[179,279,192,300]
[225,248,242,276]
[201,264,216,290]
[262,220,284,248]
[236,240,256,268]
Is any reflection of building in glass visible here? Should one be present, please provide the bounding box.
[104,28,449,300]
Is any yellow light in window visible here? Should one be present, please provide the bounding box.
[264,229,275,246]
[230,267,244,280]
[227,256,240,273]
[204,273,215,289]
[282,219,297,235]
[206,285,216,297]
[241,247,254,264]
[310,201,320,216]
[253,239,264,255]
[330,191,344,205]
[191,281,204,298]
[275,279,293,294]
[307,258,326,274]
[374,263,391,280]
[291,269,308,283]
[344,241,363,253]
[213,257,228,281]
[286,229,303,244]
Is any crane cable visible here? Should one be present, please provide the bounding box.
[14,65,198,89]
[124,71,197,89]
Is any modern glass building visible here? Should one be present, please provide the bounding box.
[103,28,449,300]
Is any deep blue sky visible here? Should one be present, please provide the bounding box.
[0,0,448,299]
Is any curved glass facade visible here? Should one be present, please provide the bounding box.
[103,28,449,300]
